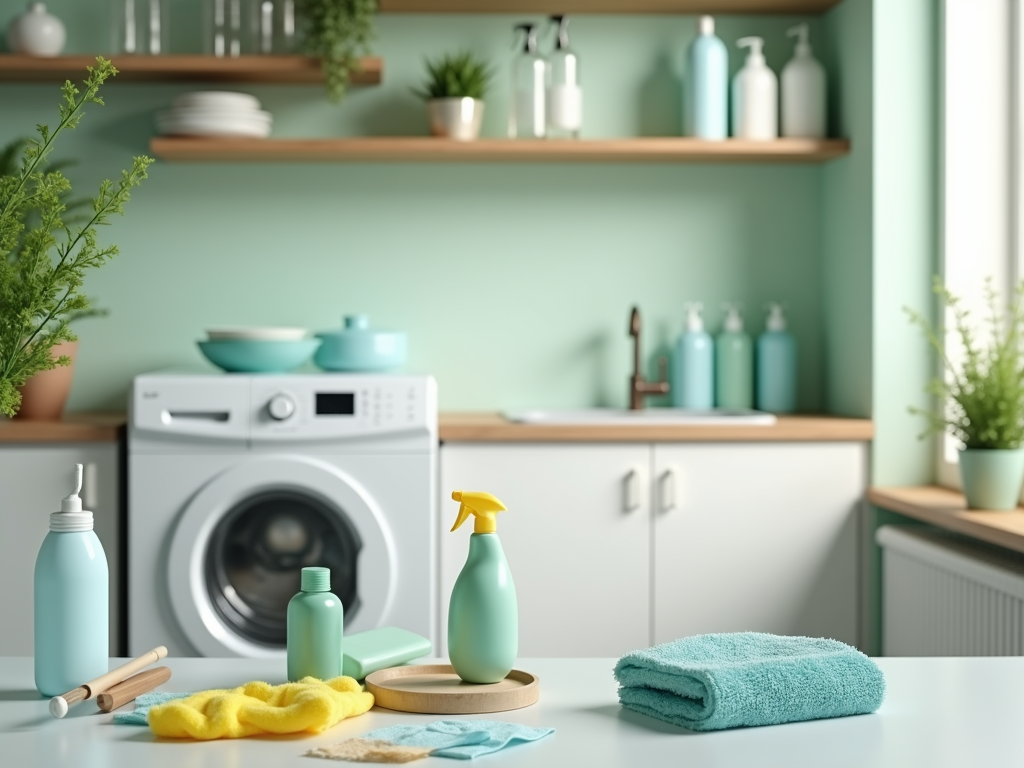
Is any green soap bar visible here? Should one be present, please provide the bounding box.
[342,627,432,680]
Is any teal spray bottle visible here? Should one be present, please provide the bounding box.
[447,491,517,684]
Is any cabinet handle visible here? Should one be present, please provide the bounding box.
[659,469,676,512]
[623,469,641,512]
[83,462,98,509]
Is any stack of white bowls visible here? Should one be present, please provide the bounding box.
[156,92,272,138]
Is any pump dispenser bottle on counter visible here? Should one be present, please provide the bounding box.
[732,37,778,140]
[546,15,582,138]
[35,464,109,697]
[684,15,728,140]
[756,303,797,413]
[672,303,714,410]
[716,305,754,409]
[447,491,517,684]
[510,23,546,139]
[781,23,826,138]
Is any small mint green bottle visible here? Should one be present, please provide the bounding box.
[756,303,798,413]
[287,567,343,682]
[447,491,517,684]
[715,304,754,409]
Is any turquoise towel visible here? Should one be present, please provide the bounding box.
[614,632,885,732]
[362,720,554,759]
[112,691,192,725]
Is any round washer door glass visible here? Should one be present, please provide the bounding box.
[204,489,362,647]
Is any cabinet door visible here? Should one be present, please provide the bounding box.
[440,443,651,657]
[653,443,864,647]
[0,444,120,655]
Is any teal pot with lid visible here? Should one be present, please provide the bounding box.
[959,448,1024,510]
[315,315,407,372]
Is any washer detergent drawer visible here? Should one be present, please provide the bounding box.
[132,377,249,443]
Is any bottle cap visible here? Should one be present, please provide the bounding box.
[787,23,812,57]
[50,464,93,532]
[301,567,331,592]
[737,36,766,67]
[723,304,744,333]
[685,302,705,333]
[766,303,787,331]
[451,490,507,534]
[698,15,714,36]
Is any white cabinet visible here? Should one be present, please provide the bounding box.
[439,441,865,657]
[0,444,120,656]
[439,444,652,658]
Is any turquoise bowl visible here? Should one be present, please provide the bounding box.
[197,339,322,373]
[314,314,407,372]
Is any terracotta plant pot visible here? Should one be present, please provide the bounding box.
[16,340,78,420]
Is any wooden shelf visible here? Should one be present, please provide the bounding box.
[150,136,850,163]
[0,412,125,444]
[869,486,1024,555]
[0,55,382,85]
[379,0,840,13]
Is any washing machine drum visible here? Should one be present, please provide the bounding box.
[167,456,396,658]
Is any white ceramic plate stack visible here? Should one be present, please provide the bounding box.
[156,92,272,138]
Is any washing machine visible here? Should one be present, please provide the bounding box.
[128,372,437,657]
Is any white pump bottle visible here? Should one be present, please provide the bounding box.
[781,23,827,138]
[731,37,778,140]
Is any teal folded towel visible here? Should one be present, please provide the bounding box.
[614,632,885,732]
[112,691,192,725]
[362,720,554,759]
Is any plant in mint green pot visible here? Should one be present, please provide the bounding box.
[908,277,1024,510]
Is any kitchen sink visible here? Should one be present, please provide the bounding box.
[503,408,777,426]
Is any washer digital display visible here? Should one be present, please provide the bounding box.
[316,393,355,415]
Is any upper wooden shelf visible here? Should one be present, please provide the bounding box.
[0,412,125,444]
[378,0,840,13]
[150,136,850,163]
[0,55,382,85]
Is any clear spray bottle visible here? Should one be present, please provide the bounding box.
[546,15,581,139]
[509,23,546,139]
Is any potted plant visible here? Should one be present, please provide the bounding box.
[298,0,376,103]
[907,277,1024,510]
[0,58,151,419]
[415,51,491,141]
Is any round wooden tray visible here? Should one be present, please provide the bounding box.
[365,664,539,714]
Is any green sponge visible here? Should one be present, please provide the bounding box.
[342,627,433,680]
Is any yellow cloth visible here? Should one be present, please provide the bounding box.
[148,676,374,740]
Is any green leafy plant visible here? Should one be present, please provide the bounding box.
[906,276,1024,449]
[414,51,491,101]
[0,58,152,417]
[299,0,376,103]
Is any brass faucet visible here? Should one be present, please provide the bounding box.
[628,306,670,410]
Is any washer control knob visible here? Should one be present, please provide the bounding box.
[268,394,295,421]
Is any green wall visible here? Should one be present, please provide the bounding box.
[0,3,835,413]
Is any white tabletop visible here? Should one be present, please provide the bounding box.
[2,656,1023,767]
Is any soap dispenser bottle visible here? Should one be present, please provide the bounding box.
[672,303,714,410]
[34,464,109,697]
[756,303,797,413]
[447,491,517,684]
[287,566,344,682]
[781,23,826,138]
[546,15,582,139]
[510,23,546,139]
[732,37,778,140]
[716,304,754,410]
[684,15,728,140]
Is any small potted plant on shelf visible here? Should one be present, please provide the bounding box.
[907,277,1024,510]
[414,51,491,141]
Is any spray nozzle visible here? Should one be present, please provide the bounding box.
[550,14,570,50]
[737,36,766,66]
[722,303,744,333]
[514,23,538,54]
[684,302,705,333]
[787,23,812,56]
[61,463,83,514]
[765,302,788,332]
[451,490,507,534]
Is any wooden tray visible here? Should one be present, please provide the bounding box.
[365,664,539,714]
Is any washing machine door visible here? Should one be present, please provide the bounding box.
[167,455,396,657]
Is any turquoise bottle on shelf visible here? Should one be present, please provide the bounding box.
[684,15,728,140]
[672,303,714,410]
[34,464,109,697]
[447,491,517,684]
[756,303,797,413]
[716,305,753,409]
[287,567,344,682]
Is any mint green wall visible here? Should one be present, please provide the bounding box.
[0,4,834,413]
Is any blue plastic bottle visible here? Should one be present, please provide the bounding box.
[34,464,108,697]
[672,303,714,409]
[684,15,728,140]
[756,304,797,413]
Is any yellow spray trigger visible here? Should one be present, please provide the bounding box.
[450,491,508,534]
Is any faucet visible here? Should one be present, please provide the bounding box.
[628,306,670,410]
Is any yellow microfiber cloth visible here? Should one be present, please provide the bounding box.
[148,676,374,740]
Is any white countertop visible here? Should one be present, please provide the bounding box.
[2,656,1023,767]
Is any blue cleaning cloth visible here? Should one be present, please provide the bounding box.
[363,720,554,760]
[112,691,192,725]
[614,632,885,732]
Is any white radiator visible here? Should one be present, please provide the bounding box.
[878,526,1024,656]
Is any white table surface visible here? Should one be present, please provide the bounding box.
[1,656,1023,767]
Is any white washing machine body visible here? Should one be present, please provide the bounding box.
[128,373,437,658]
